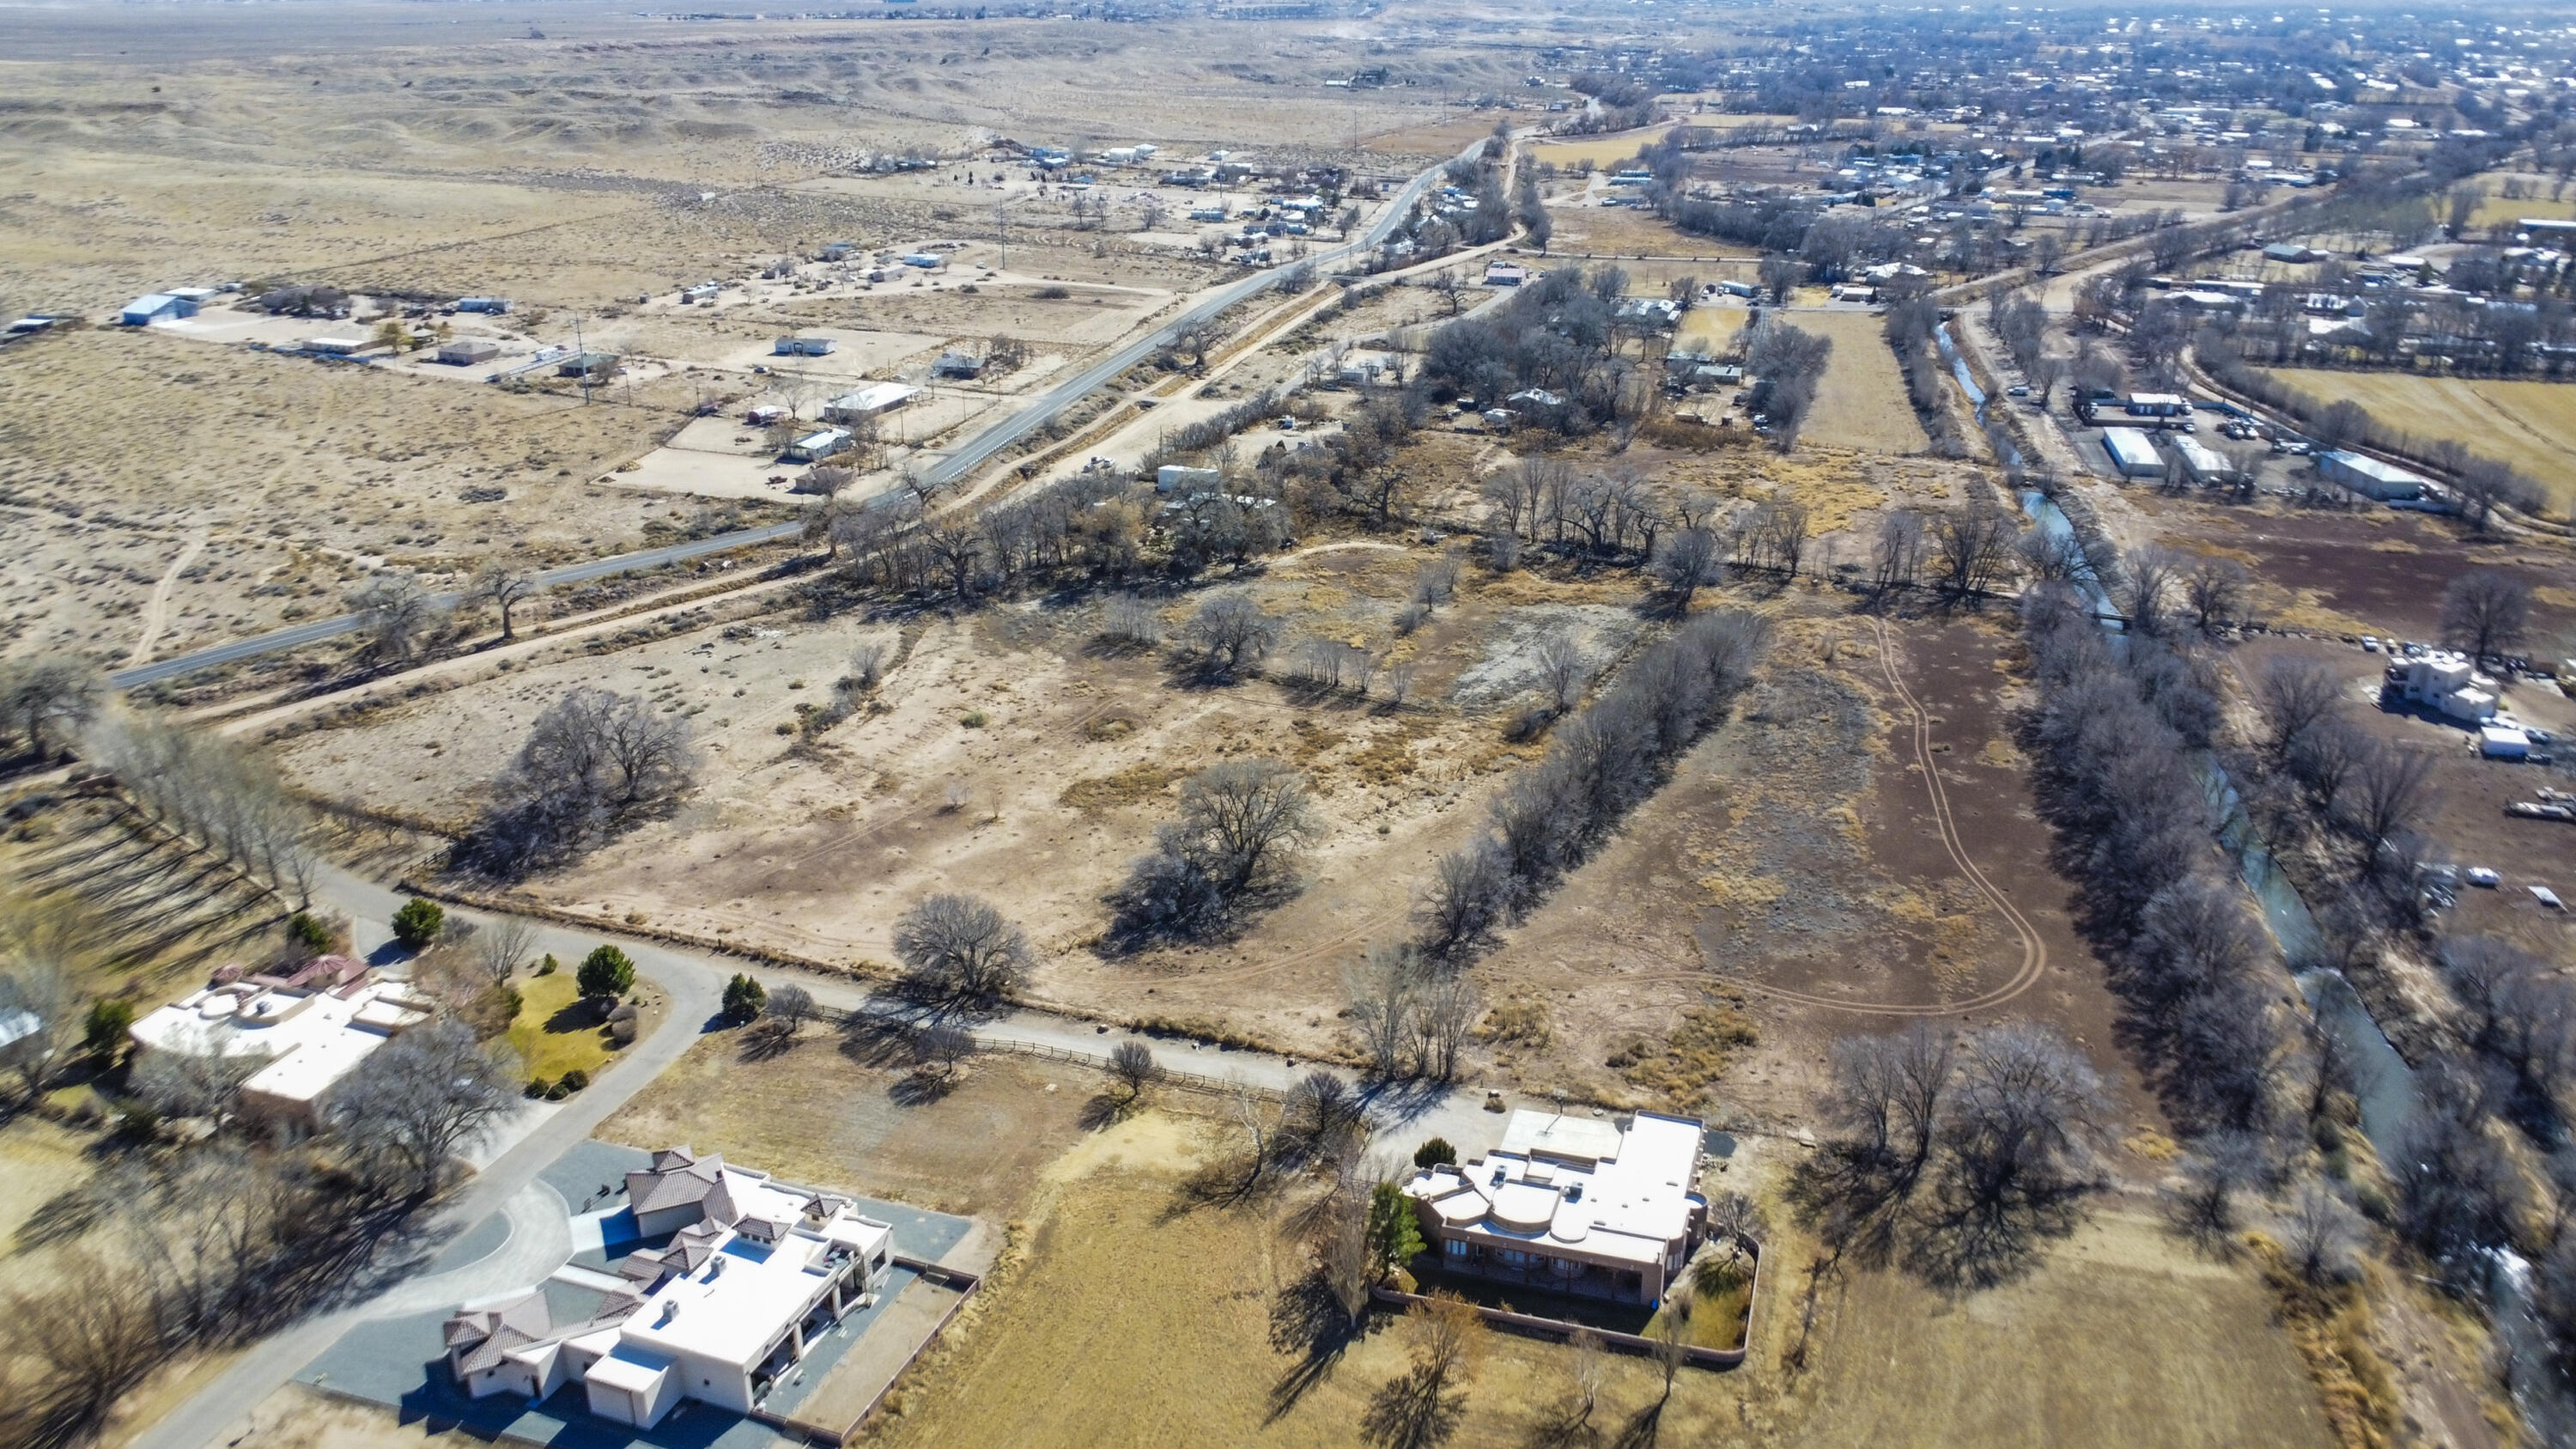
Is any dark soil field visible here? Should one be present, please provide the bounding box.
[2148,496,2576,648]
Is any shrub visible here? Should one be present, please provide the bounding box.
[286,912,334,956]
[391,897,445,949]
[82,998,135,1061]
[577,944,636,1001]
[536,953,558,976]
[723,972,768,1022]
[558,1068,590,1093]
[1413,1137,1457,1168]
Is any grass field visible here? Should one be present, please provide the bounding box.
[1530,125,1678,170]
[2256,368,2576,512]
[506,971,614,1084]
[2470,187,2576,228]
[1749,308,1930,454]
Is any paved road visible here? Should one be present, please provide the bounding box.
[112,139,1479,696]
[108,521,805,689]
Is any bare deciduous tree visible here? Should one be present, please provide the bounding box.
[1108,1039,1158,1099]
[325,1018,515,1197]
[891,892,1034,1001]
[2441,569,2532,666]
[1187,591,1278,676]
[346,570,441,662]
[1534,633,1590,715]
[1,657,101,759]
[465,560,543,640]
[1174,758,1318,895]
[472,916,538,984]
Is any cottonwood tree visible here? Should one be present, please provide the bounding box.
[1187,592,1278,677]
[1415,840,1510,958]
[2253,656,2344,766]
[1361,1294,1486,1449]
[459,687,696,875]
[1931,499,2019,597]
[1941,1024,2105,1218]
[1872,509,1929,594]
[465,561,543,640]
[2441,569,2532,666]
[2451,458,2538,534]
[1,657,100,759]
[1346,941,1420,1080]
[1176,758,1318,894]
[2345,743,2439,876]
[325,1019,515,1197]
[2182,556,2249,633]
[346,570,441,662]
[2119,544,2183,636]
[891,893,1033,1002]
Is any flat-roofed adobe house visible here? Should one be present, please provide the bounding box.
[444,1148,894,1429]
[1401,1110,1708,1304]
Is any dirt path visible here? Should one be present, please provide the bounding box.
[125,527,207,667]
[1713,618,2050,1016]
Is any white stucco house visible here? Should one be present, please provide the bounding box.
[445,1148,894,1429]
[127,958,433,1125]
[1401,1110,1708,1305]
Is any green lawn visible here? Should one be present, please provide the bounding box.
[506,971,614,1083]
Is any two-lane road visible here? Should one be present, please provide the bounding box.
[108,520,806,689]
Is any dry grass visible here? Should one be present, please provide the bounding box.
[598,1024,1097,1219]
[2244,1235,2402,1449]
[1609,1005,1759,1110]
[1777,308,1932,456]
[1057,763,1181,812]
[2256,368,2576,513]
[1529,125,1680,170]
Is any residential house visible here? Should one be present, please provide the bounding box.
[931,350,983,380]
[127,959,434,1126]
[439,338,501,366]
[823,383,918,423]
[774,335,838,357]
[446,1148,895,1429]
[1401,1110,1708,1304]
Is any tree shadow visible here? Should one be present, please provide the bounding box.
[886,1068,960,1106]
[1607,1397,1668,1449]
[1360,1364,1466,1449]
[1897,1170,2094,1292]
[1076,1091,1136,1132]
[1267,1269,1364,1422]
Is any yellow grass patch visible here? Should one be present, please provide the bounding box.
[507,970,613,1084]
[1529,125,1678,169]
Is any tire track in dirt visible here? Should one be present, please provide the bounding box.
[1708,618,2048,1016]
[125,527,206,667]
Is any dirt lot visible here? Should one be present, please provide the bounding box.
[0,326,756,667]
[2139,492,2576,648]
[2255,368,2576,514]
[599,1024,1101,1220]
[1546,202,1762,263]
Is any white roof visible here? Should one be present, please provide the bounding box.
[618,1179,891,1370]
[585,1349,671,1393]
[1407,1111,1702,1267]
[131,978,421,1103]
[828,382,919,411]
[2102,429,2164,467]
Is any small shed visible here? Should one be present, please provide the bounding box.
[2482,725,2531,759]
[119,294,197,326]
[557,352,620,380]
[746,404,789,426]
[2101,428,2165,478]
[2171,435,2244,487]
[932,350,983,379]
[438,338,501,366]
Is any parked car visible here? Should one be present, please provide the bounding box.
[2467,868,2502,888]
